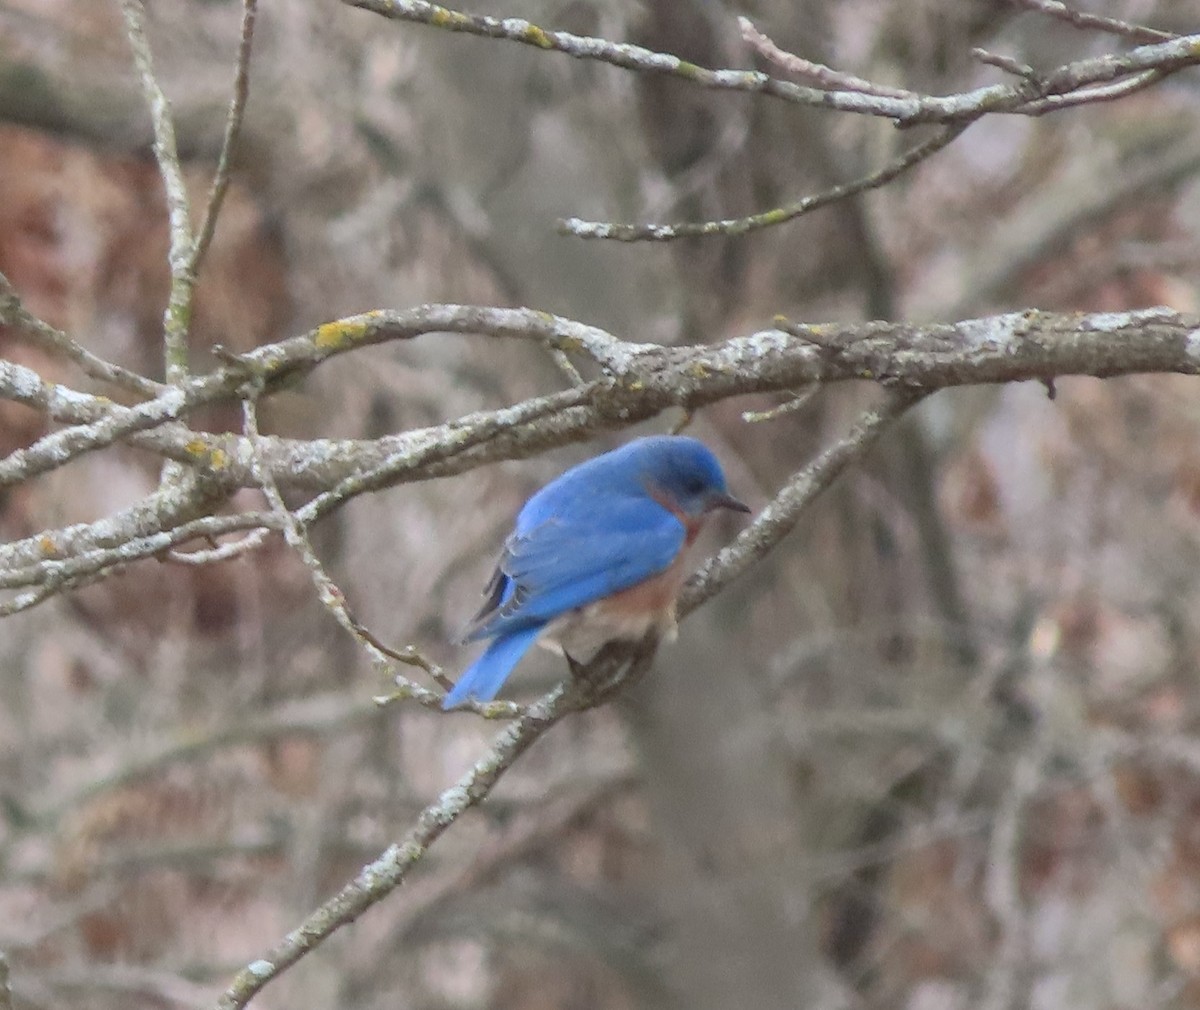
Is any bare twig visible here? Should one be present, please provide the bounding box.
[192,0,259,273]
[1017,67,1168,115]
[243,395,450,699]
[549,347,585,385]
[242,398,388,668]
[741,387,819,423]
[212,643,656,1010]
[683,388,925,614]
[1013,0,1176,44]
[118,0,195,387]
[560,123,968,241]
[210,367,927,1009]
[738,16,917,98]
[5,306,1200,609]
[336,0,1197,250]
[374,680,523,719]
[971,48,1039,81]
[164,529,272,564]
[0,272,160,397]
[343,0,1200,127]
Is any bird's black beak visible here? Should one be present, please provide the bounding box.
[707,491,751,514]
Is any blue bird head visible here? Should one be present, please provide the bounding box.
[626,436,750,519]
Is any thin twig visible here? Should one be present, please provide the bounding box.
[192,0,258,273]
[211,649,654,1010]
[1017,68,1168,115]
[741,387,819,423]
[561,123,968,241]
[165,529,272,564]
[1012,0,1175,44]
[971,48,1039,82]
[683,388,926,615]
[210,379,923,1010]
[343,0,1200,127]
[243,396,449,701]
[549,347,585,385]
[0,272,161,397]
[118,0,195,387]
[739,16,917,98]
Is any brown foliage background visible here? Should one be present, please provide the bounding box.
[4,1,1200,1008]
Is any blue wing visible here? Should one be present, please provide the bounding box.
[462,493,685,643]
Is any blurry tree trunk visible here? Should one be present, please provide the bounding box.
[618,2,975,1002]
[623,627,831,1010]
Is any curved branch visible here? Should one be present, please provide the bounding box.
[212,646,654,1010]
[9,304,1197,493]
[343,0,1200,127]
[0,272,161,397]
[209,376,927,1009]
[560,124,968,242]
[3,305,1199,596]
[9,303,1194,485]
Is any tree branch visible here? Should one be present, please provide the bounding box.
[209,368,929,1008]
[6,305,1197,494]
[4,306,1199,610]
[211,654,647,1010]
[682,388,925,614]
[1013,0,1175,44]
[118,0,196,388]
[191,0,259,274]
[560,123,969,242]
[0,272,160,397]
[342,0,1200,127]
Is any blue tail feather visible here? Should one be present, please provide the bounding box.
[443,624,543,709]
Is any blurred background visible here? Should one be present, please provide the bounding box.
[3,0,1200,1007]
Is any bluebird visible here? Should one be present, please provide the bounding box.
[443,435,750,708]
